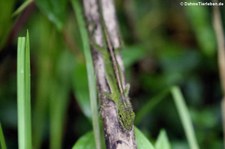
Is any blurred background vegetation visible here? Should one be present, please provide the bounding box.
[0,0,224,148]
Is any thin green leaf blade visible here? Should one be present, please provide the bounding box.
[171,86,199,149]
[0,123,7,149]
[50,51,72,149]
[72,0,101,149]
[17,31,32,149]
[135,127,155,149]
[12,0,33,17]
[25,32,32,149]
[31,18,53,149]
[17,36,26,149]
[50,84,69,149]
[155,129,171,149]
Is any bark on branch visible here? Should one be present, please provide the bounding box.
[82,0,137,148]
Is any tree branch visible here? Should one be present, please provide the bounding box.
[82,0,136,148]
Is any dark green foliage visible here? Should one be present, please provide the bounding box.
[0,0,224,148]
[35,0,69,30]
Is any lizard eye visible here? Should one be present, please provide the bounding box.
[119,114,124,120]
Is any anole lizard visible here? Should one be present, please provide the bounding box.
[94,17,135,131]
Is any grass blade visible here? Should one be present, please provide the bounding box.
[171,86,199,149]
[50,51,72,149]
[32,19,53,149]
[0,123,7,149]
[12,0,33,17]
[50,84,69,149]
[17,31,32,149]
[72,1,101,149]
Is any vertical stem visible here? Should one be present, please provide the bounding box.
[171,86,199,149]
[212,1,225,147]
[72,1,101,149]
[222,99,225,148]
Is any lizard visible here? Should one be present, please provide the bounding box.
[93,10,135,131]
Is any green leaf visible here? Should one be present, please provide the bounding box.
[73,127,154,149]
[35,0,68,30]
[72,131,95,149]
[31,17,55,149]
[17,31,32,149]
[171,86,199,149]
[135,127,155,149]
[155,129,171,149]
[72,61,91,119]
[0,123,7,149]
[49,83,69,149]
